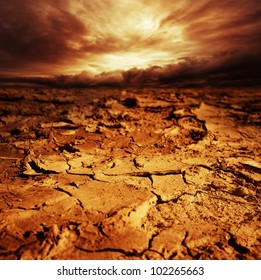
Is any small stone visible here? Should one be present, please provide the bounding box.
[123,97,138,108]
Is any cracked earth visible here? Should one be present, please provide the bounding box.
[0,87,260,259]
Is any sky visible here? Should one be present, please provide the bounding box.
[0,0,261,86]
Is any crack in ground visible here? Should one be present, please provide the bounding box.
[227,232,250,255]
[16,206,41,211]
[216,166,259,186]
[151,190,204,205]
[0,242,38,259]
[64,158,72,172]
[54,187,84,209]
[2,196,42,211]
[93,222,109,238]
[76,199,84,209]
[54,186,73,197]
[0,230,38,259]
[3,196,12,208]
[28,159,58,174]
[196,164,213,171]
[181,231,194,259]
[66,170,95,178]
[75,231,164,259]
[74,245,141,257]
[103,170,183,177]
[150,187,258,207]
[181,170,188,184]
[208,182,259,203]
[142,232,165,259]
[207,193,260,206]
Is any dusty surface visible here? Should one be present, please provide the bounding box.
[0,87,260,260]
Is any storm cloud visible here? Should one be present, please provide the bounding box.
[0,0,260,86]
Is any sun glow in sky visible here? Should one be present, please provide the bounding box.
[102,51,173,72]
[139,17,158,32]
[74,8,185,73]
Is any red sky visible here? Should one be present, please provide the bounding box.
[0,0,261,86]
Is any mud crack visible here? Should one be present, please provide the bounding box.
[142,232,164,259]
[27,159,58,174]
[75,231,163,259]
[94,222,109,238]
[181,231,194,259]
[151,190,204,205]
[74,245,141,257]
[103,170,183,177]
[54,186,73,197]
[227,232,250,255]
[54,187,84,209]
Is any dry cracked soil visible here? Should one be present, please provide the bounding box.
[0,87,260,260]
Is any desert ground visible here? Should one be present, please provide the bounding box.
[0,87,260,260]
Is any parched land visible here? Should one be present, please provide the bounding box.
[0,87,260,259]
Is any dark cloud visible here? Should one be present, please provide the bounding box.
[160,0,261,54]
[0,0,87,74]
[2,50,259,88]
[50,70,123,87]
[121,51,261,87]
